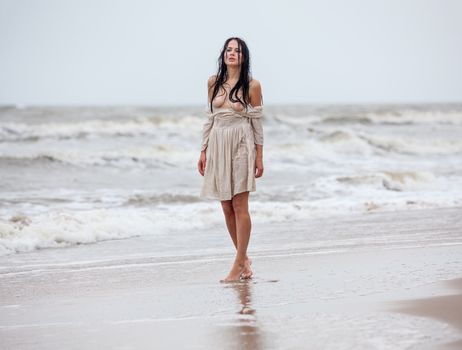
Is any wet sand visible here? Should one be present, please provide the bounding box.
[1,208,462,349]
[394,279,462,349]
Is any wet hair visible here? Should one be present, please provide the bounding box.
[209,37,251,112]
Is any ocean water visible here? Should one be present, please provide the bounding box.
[0,104,461,256]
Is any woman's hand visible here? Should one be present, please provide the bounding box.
[255,157,264,178]
[198,151,207,176]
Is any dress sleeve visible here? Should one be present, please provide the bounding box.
[201,112,214,151]
[247,106,264,145]
[251,118,264,145]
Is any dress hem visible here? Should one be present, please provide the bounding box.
[200,188,255,201]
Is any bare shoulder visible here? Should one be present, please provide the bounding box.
[208,75,217,88]
[250,78,262,90]
[250,78,261,87]
[249,79,262,106]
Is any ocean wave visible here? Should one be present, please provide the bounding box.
[358,134,462,155]
[364,108,462,125]
[0,205,217,256]
[0,145,190,168]
[268,105,462,126]
[0,155,171,168]
[319,116,374,125]
[0,210,152,255]
[0,155,67,165]
[314,129,462,155]
[268,129,462,159]
[318,107,462,125]
[318,130,372,154]
[1,187,460,256]
[126,193,202,205]
[0,116,203,142]
[336,171,435,191]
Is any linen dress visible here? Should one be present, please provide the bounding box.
[200,101,264,201]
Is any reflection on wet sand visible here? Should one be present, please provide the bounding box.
[220,280,265,350]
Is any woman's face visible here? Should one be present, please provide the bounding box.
[224,40,243,67]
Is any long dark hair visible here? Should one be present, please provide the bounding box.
[209,37,251,112]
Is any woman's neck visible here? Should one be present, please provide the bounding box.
[226,66,240,83]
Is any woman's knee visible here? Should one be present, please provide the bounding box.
[231,195,249,216]
[221,201,234,217]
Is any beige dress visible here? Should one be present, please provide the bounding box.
[200,103,264,201]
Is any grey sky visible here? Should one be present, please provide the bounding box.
[1,0,461,105]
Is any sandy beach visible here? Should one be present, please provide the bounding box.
[1,206,461,349]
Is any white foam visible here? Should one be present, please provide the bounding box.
[0,206,219,256]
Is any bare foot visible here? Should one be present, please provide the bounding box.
[220,261,245,283]
[241,257,253,279]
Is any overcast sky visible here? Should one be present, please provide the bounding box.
[1,0,461,106]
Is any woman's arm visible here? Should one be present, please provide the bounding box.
[201,75,217,150]
[198,76,217,176]
[249,79,264,178]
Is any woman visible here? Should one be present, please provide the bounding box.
[197,37,264,283]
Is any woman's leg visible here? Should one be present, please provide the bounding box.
[221,191,252,282]
[221,200,237,248]
[221,200,253,279]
